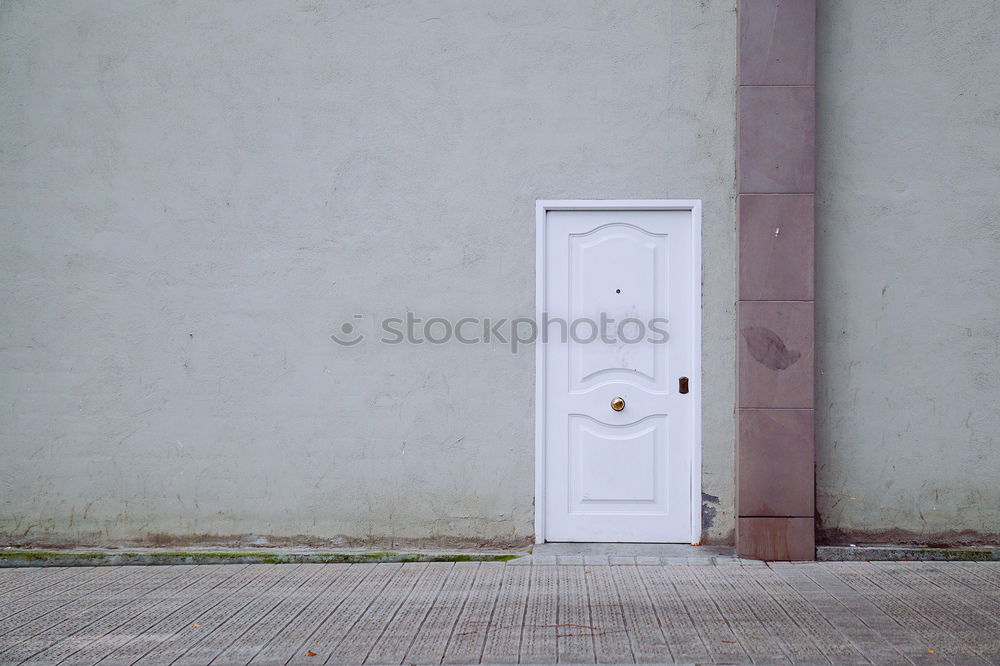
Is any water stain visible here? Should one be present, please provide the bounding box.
[741,326,801,370]
[701,492,720,529]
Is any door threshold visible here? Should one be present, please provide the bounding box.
[533,542,734,558]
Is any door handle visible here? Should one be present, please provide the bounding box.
[679,377,689,394]
[610,396,625,412]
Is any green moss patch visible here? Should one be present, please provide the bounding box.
[914,547,995,561]
[0,549,524,567]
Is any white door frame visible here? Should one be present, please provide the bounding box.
[534,199,702,545]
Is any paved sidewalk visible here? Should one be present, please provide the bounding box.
[1,561,998,664]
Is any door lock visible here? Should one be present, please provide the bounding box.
[611,396,625,412]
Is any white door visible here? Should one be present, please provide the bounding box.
[537,202,699,543]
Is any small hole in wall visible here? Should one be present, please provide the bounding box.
[616,289,621,294]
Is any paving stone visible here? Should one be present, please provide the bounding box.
[21,566,224,666]
[0,567,84,599]
[211,563,347,665]
[726,566,826,664]
[530,555,558,566]
[799,564,936,664]
[931,564,1000,613]
[769,563,908,664]
[95,564,267,664]
[661,557,688,566]
[250,563,376,664]
[365,562,452,665]
[0,566,168,663]
[636,566,711,663]
[962,562,1000,587]
[309,563,424,664]
[634,557,660,566]
[659,566,749,663]
[171,564,321,665]
[584,555,611,566]
[133,564,296,665]
[854,563,998,662]
[1,567,128,629]
[555,564,595,663]
[753,564,867,664]
[557,555,584,566]
[404,562,479,664]
[820,562,985,663]
[691,565,790,663]
[52,565,235,666]
[882,563,1000,662]
[609,556,635,566]
[585,565,633,662]
[2,561,999,664]
[442,562,504,664]
[480,565,530,664]
[609,565,671,663]
[4,567,186,664]
[518,565,558,663]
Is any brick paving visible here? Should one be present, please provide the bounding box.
[1,561,998,664]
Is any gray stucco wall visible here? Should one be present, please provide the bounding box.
[0,1,737,547]
[816,1,1000,544]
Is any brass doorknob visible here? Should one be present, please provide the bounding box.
[611,396,625,412]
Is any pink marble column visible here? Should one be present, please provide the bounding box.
[737,0,816,560]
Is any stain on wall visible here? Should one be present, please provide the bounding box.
[701,492,721,532]
[741,327,801,370]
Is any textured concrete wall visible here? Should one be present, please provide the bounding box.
[816,1,1000,544]
[0,1,737,546]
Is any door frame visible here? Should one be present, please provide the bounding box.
[534,199,703,544]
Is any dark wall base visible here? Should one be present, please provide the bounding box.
[817,527,1000,548]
